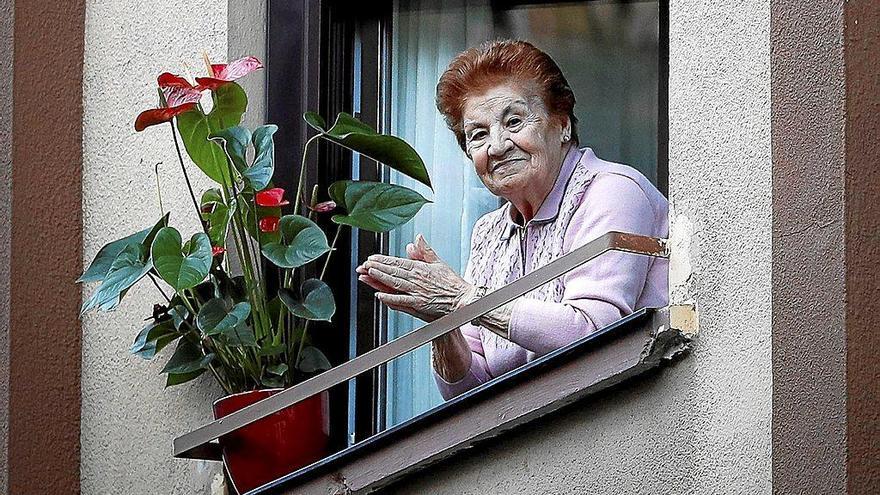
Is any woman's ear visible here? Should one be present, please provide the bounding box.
[560,116,572,144]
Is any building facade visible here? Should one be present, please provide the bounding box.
[0,1,877,494]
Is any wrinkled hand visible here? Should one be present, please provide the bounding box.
[356,234,476,322]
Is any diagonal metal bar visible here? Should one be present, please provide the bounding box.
[173,231,668,459]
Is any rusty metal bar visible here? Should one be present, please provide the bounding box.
[173,231,668,459]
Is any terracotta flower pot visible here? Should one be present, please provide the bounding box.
[213,389,330,494]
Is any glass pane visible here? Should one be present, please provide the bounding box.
[384,0,660,428]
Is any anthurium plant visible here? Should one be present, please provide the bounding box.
[79,56,432,394]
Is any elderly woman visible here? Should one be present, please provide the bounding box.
[356,40,668,399]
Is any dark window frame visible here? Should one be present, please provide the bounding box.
[267,0,670,462]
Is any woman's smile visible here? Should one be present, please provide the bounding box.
[490,157,526,173]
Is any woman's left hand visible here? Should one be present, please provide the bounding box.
[355,235,476,322]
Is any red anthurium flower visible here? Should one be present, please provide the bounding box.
[255,188,290,208]
[259,216,280,233]
[195,56,264,90]
[134,73,203,132]
[212,246,226,257]
[157,72,196,89]
[308,200,337,213]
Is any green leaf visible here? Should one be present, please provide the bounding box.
[78,214,169,283]
[166,368,207,387]
[200,189,235,247]
[307,112,431,189]
[267,363,288,376]
[303,111,326,132]
[261,375,285,388]
[221,323,257,347]
[196,298,251,336]
[279,279,335,322]
[151,228,212,291]
[169,304,189,330]
[261,215,330,268]
[161,338,214,374]
[176,83,248,185]
[329,180,430,232]
[258,344,287,357]
[297,346,332,373]
[242,124,278,191]
[131,318,180,359]
[80,244,153,314]
[209,125,251,172]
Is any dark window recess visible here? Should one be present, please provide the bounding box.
[268,0,669,459]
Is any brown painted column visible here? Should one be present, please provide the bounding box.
[772,1,880,494]
[8,1,85,493]
[844,2,880,493]
[771,1,847,492]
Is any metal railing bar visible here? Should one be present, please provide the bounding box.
[173,231,667,458]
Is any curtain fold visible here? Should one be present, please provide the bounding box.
[385,0,495,428]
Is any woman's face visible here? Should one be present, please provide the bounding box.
[462,82,569,203]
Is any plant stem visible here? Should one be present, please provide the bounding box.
[294,135,321,215]
[321,224,342,280]
[153,160,165,216]
[147,273,172,304]
[169,120,206,233]
[296,223,343,369]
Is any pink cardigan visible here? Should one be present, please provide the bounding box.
[434,147,669,399]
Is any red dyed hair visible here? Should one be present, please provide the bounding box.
[435,39,578,151]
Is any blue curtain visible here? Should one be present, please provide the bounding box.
[385,0,496,428]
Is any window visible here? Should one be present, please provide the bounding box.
[385,0,664,428]
[268,0,668,453]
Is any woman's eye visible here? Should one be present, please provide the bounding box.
[469,130,487,141]
[507,117,523,127]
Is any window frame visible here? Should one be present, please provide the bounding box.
[265,0,670,476]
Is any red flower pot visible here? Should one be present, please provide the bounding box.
[213,389,330,494]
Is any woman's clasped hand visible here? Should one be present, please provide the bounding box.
[356,234,479,323]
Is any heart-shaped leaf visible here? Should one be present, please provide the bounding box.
[161,338,214,374]
[279,278,335,321]
[169,304,189,330]
[166,368,207,387]
[305,112,431,189]
[151,228,212,291]
[200,189,235,247]
[80,244,153,314]
[261,375,285,388]
[131,318,180,359]
[221,323,257,347]
[261,215,330,268]
[329,180,430,232]
[303,111,326,131]
[78,213,169,283]
[242,124,278,191]
[267,363,288,376]
[176,82,248,185]
[209,125,251,172]
[297,346,332,373]
[196,298,251,336]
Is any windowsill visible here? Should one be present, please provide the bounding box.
[255,305,696,495]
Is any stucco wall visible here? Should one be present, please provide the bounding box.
[229,0,267,128]
[0,1,12,492]
[388,1,773,493]
[80,1,229,493]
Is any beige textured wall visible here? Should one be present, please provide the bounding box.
[0,0,12,492]
[80,0,229,492]
[387,1,773,493]
[229,0,267,128]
